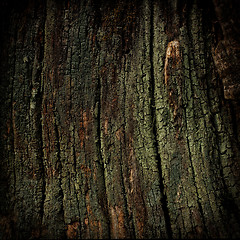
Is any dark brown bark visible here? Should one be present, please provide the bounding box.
[0,0,240,239]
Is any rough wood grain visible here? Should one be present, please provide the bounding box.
[0,0,240,239]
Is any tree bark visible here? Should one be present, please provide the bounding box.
[0,0,240,239]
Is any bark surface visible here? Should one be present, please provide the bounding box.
[0,0,240,239]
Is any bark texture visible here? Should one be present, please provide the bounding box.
[0,0,240,239]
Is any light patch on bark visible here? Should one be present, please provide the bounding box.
[164,40,181,85]
[116,127,124,141]
[110,206,126,239]
[66,221,80,239]
[104,118,108,135]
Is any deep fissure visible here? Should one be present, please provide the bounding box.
[39,4,47,230]
[96,75,111,238]
[149,2,172,238]
[184,15,209,236]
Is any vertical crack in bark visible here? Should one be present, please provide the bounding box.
[52,107,68,238]
[39,92,45,233]
[72,125,77,174]
[53,112,65,226]
[119,55,136,238]
[119,143,132,238]
[96,76,111,238]
[11,21,17,198]
[184,16,209,236]
[39,4,47,231]
[69,61,77,173]
[39,70,45,232]
[149,2,172,238]
[69,29,82,237]
[123,55,136,238]
[71,123,82,239]
[185,132,208,236]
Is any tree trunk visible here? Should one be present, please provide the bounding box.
[1,0,240,239]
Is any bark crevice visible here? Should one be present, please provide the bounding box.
[11,20,17,199]
[149,2,172,238]
[184,122,209,237]
[39,5,47,230]
[123,56,137,239]
[96,76,111,238]
[40,10,47,233]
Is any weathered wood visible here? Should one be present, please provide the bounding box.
[0,0,240,239]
